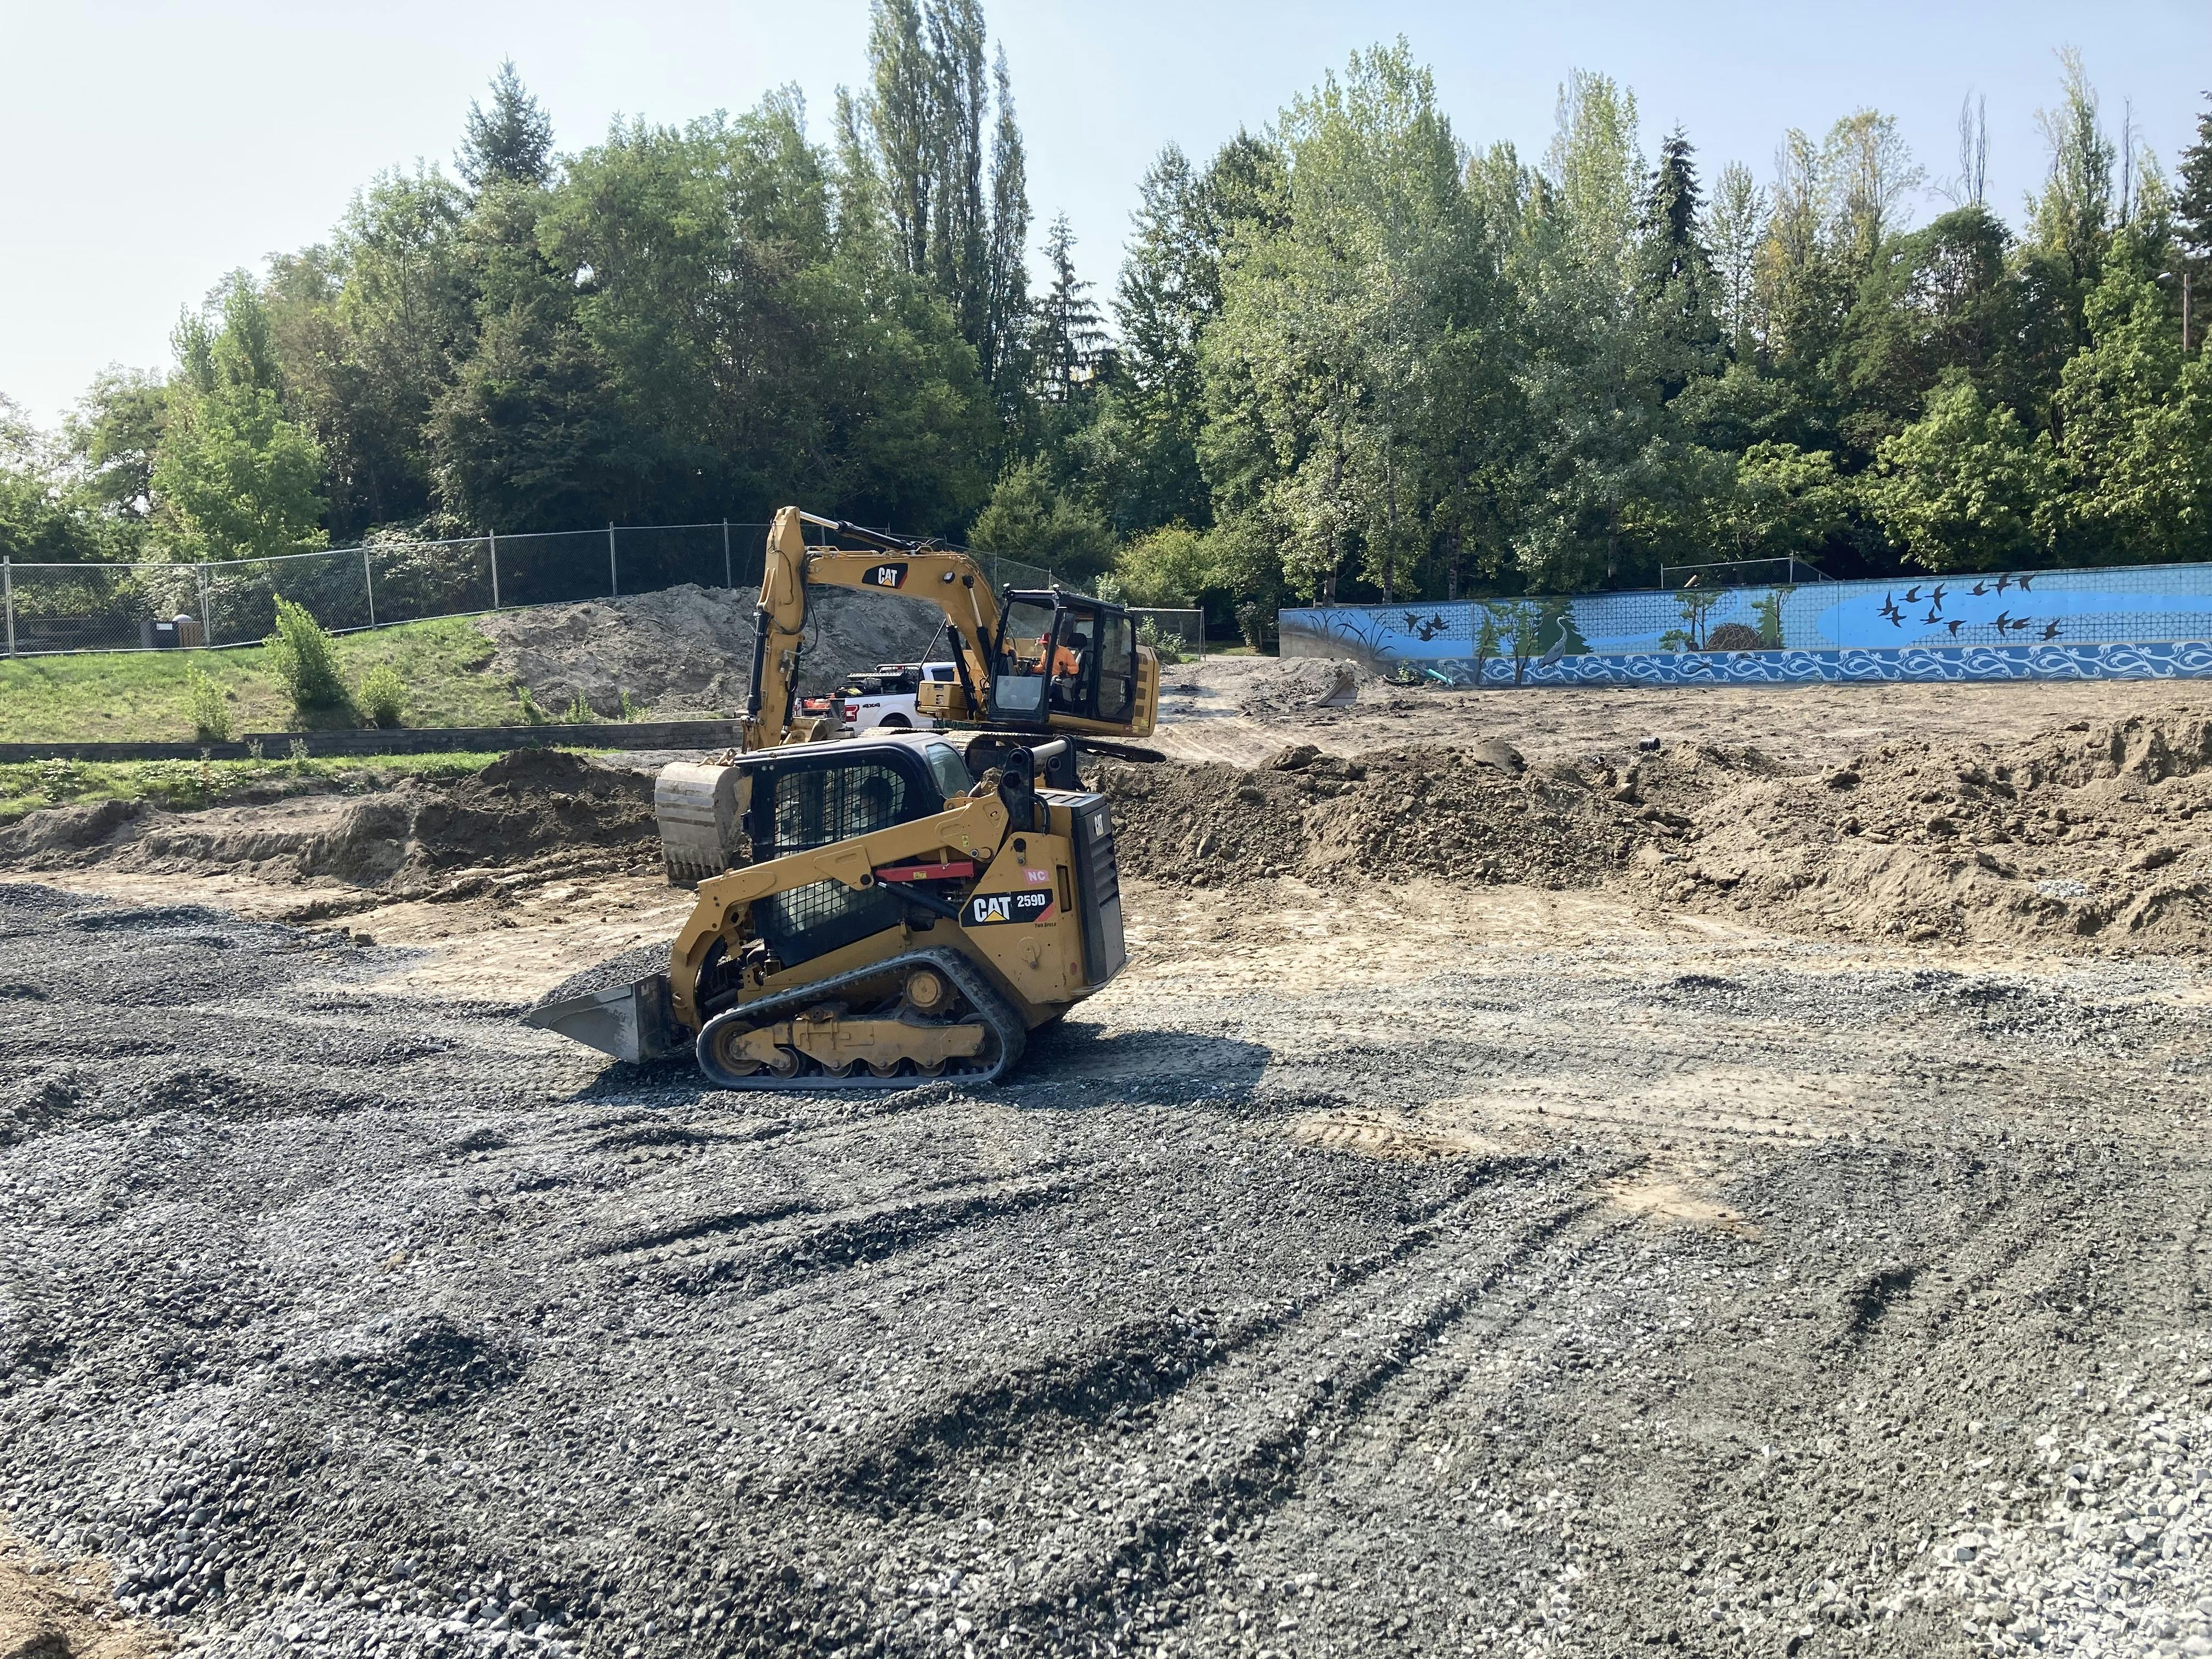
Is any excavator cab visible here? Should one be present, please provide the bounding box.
[985,591,1140,731]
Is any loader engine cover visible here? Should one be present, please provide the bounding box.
[656,761,745,885]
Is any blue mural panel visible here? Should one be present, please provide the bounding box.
[1280,561,2212,684]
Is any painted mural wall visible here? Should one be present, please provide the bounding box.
[1278,562,2212,686]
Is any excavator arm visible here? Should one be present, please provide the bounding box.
[742,507,1001,752]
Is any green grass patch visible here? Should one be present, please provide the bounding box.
[0,750,526,826]
[0,616,527,743]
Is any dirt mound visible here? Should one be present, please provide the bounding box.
[297,758,654,896]
[1098,740,1648,890]
[478,583,947,718]
[1655,708,2212,952]
[1235,658,1369,716]
[0,1532,169,1659]
[0,799,142,861]
[0,754,657,906]
[1105,710,2212,955]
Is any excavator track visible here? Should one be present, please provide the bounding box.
[693,947,1028,1091]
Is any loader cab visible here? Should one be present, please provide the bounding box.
[740,733,975,862]
[985,590,1138,730]
[726,733,979,969]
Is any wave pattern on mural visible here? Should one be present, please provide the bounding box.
[1387,642,2212,688]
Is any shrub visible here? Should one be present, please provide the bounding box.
[517,685,548,725]
[186,664,232,743]
[562,692,592,724]
[358,663,406,728]
[1136,614,1184,665]
[1235,600,1275,651]
[264,595,347,713]
[1113,523,1210,607]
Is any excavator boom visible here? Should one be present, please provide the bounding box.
[741,506,1156,751]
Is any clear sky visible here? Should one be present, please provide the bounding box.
[2,0,2205,426]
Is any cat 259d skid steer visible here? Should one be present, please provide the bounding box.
[526,506,1161,1089]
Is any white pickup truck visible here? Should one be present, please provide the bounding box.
[798,662,959,735]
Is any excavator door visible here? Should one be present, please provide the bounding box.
[985,592,1140,731]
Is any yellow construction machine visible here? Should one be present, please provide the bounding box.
[527,507,1161,1088]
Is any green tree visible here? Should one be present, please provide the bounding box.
[968,457,1114,582]
[2047,205,2212,563]
[2025,48,2118,349]
[1032,213,1106,404]
[1110,522,1210,605]
[265,166,473,538]
[152,274,329,561]
[0,396,106,561]
[1862,375,2061,572]
[856,0,1029,406]
[1705,160,1767,359]
[62,369,167,551]
[459,59,556,192]
[428,178,640,530]
[1714,441,1849,561]
[1514,70,1680,589]
[1201,42,1506,602]
[2180,92,2212,293]
[1829,206,2035,455]
[1079,133,1287,538]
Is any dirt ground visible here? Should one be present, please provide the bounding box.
[1155,654,2212,771]
[5,678,2212,1658]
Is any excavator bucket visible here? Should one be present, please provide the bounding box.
[524,973,690,1064]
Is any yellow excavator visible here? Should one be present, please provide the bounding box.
[527,507,1161,1088]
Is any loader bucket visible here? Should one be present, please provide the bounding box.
[524,973,690,1064]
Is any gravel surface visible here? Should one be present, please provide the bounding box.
[5,880,2212,1658]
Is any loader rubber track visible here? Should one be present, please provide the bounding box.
[693,946,1028,1091]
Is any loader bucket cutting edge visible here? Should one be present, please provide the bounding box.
[524,973,689,1064]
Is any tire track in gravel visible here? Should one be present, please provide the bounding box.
[811,1155,1582,1514]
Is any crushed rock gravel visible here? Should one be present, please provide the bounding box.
[3,885,2212,1658]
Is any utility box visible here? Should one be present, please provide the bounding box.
[142,618,180,649]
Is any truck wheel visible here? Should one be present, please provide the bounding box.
[879,715,911,730]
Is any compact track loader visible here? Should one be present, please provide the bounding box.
[526,508,1160,1088]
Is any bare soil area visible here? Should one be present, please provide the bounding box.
[5,684,2212,1658]
[1156,654,2212,772]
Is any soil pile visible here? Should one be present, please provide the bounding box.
[298,748,657,898]
[0,1533,168,1659]
[1657,708,2212,951]
[0,749,657,906]
[1098,740,1652,890]
[478,583,947,718]
[1234,658,1367,715]
[1105,709,2212,955]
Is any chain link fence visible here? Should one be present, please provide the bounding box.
[0,522,1075,657]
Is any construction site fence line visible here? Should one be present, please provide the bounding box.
[0,523,1065,659]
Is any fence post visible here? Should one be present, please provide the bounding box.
[197,566,212,646]
[489,530,501,609]
[608,523,618,599]
[2,558,13,657]
[363,548,377,629]
[722,520,731,590]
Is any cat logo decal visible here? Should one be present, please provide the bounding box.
[963,890,1055,926]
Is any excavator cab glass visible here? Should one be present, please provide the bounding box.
[985,591,1137,729]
